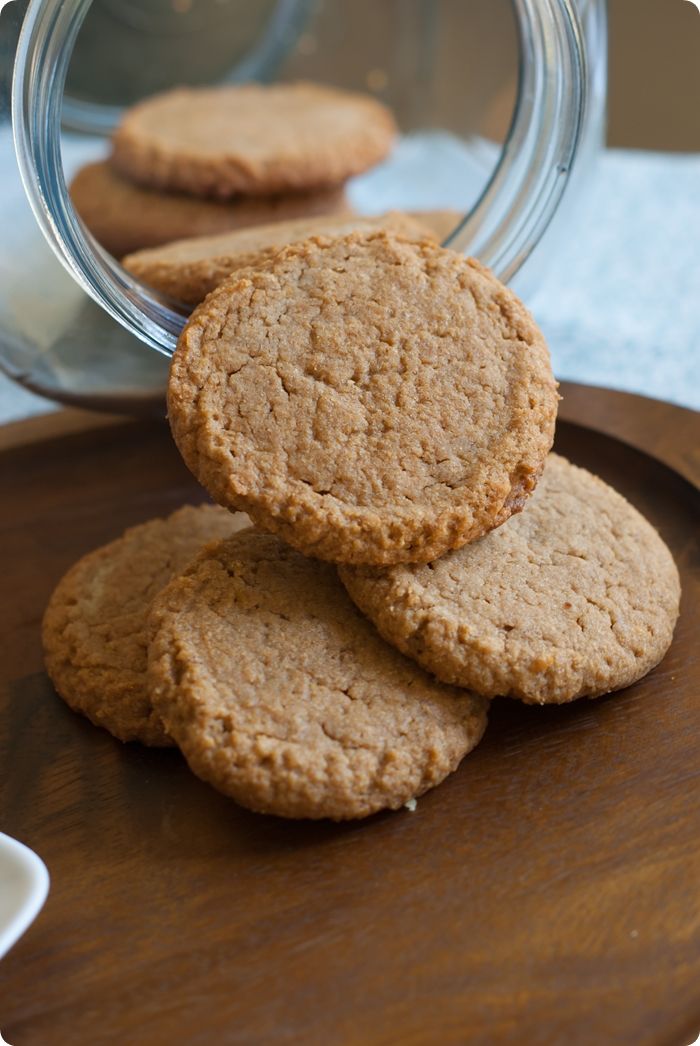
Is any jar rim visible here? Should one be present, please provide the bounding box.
[12,0,589,357]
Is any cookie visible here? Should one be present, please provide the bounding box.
[70,161,350,258]
[147,529,488,820]
[123,211,437,305]
[111,82,397,198]
[168,230,558,565]
[42,504,248,745]
[340,455,681,704]
[409,210,463,243]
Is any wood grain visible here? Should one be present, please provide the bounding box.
[0,386,698,1046]
[559,382,700,490]
[0,407,124,453]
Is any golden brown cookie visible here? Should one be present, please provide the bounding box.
[70,161,350,258]
[123,211,436,305]
[111,83,397,198]
[409,210,463,243]
[42,504,248,745]
[147,529,488,820]
[168,230,558,565]
[340,455,681,705]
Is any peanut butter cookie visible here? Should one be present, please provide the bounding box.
[147,529,488,820]
[340,455,681,704]
[42,504,248,745]
[111,83,396,198]
[123,211,435,305]
[168,231,558,564]
[70,160,349,258]
[409,210,463,243]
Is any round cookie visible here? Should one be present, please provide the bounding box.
[42,504,249,745]
[147,529,488,820]
[111,83,397,198]
[168,230,558,565]
[340,455,681,705]
[70,161,350,258]
[123,211,436,306]
[409,210,464,244]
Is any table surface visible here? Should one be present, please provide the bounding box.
[1,384,699,1046]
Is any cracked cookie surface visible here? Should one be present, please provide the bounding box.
[147,529,488,819]
[168,230,558,565]
[42,504,249,745]
[340,454,681,704]
[111,82,396,197]
[123,211,435,305]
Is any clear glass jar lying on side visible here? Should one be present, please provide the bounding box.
[0,0,606,414]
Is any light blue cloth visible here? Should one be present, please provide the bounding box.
[529,149,700,410]
[0,146,698,422]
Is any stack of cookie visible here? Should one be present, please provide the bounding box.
[69,82,398,259]
[120,210,441,307]
[43,231,681,822]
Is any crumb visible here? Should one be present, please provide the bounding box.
[404,798,417,812]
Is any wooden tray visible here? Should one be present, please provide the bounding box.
[1,383,698,1046]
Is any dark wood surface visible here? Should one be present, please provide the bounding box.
[1,384,698,1046]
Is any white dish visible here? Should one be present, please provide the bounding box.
[0,833,49,960]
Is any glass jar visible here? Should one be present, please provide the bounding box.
[0,0,606,414]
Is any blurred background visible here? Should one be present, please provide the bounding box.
[62,0,700,150]
[608,0,700,152]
